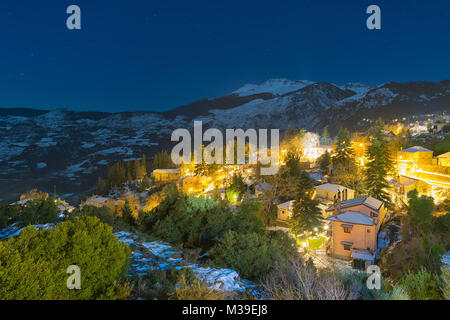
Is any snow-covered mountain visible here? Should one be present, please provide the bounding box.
[232,78,315,96]
[0,79,449,204]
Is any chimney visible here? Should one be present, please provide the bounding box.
[334,195,341,215]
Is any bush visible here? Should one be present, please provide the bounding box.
[71,205,117,226]
[169,274,226,300]
[133,268,195,300]
[210,230,298,281]
[0,216,131,300]
[141,186,265,250]
[262,258,354,300]
[18,198,60,226]
[399,269,443,300]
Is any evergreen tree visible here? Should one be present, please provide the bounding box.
[277,152,303,201]
[126,161,133,181]
[229,173,246,199]
[330,128,361,190]
[153,150,174,169]
[365,119,394,208]
[289,172,322,236]
[320,127,332,145]
[318,150,331,172]
[407,190,434,234]
[141,154,147,174]
[121,201,136,226]
[333,128,355,165]
[134,159,146,180]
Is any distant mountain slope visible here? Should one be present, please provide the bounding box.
[0,108,49,117]
[0,79,448,204]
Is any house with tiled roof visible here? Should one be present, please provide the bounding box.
[325,196,387,267]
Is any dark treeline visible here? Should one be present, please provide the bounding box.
[97,155,147,194]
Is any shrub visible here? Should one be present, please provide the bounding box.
[169,274,226,300]
[141,187,265,250]
[262,258,354,300]
[210,230,298,281]
[441,268,450,300]
[399,269,442,300]
[17,198,60,226]
[133,268,195,300]
[71,205,117,227]
[0,216,131,300]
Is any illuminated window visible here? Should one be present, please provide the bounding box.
[342,225,353,233]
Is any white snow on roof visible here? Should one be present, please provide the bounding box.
[315,183,353,193]
[363,197,383,211]
[327,211,375,226]
[400,146,432,153]
[352,249,375,261]
[326,196,382,211]
[278,200,295,211]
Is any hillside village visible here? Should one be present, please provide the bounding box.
[0,114,449,300]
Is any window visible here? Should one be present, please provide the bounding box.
[342,225,353,233]
[343,244,352,251]
[367,229,370,233]
[370,212,378,218]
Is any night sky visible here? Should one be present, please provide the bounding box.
[0,0,449,112]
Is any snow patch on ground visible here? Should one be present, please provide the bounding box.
[114,231,256,293]
[442,252,450,269]
[36,162,47,169]
[81,142,96,148]
[0,223,57,241]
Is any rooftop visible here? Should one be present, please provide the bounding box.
[278,200,295,211]
[315,183,353,193]
[326,211,375,226]
[399,146,433,153]
[352,249,375,261]
[389,176,419,187]
[437,151,450,159]
[325,196,383,211]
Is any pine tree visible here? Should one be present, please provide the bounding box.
[134,159,145,180]
[141,154,147,175]
[318,150,331,172]
[289,171,323,236]
[153,150,174,169]
[333,128,355,165]
[126,161,133,181]
[121,201,136,226]
[320,127,332,146]
[365,119,394,208]
[330,128,360,190]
